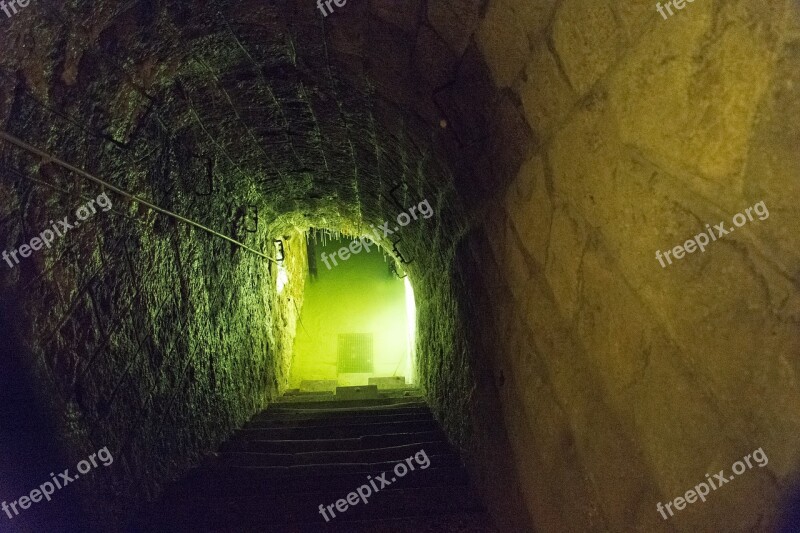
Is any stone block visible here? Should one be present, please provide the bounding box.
[300,379,338,392]
[500,229,531,301]
[790,3,800,38]
[545,204,588,320]
[607,0,782,193]
[433,45,493,145]
[515,43,577,140]
[369,0,422,33]
[488,91,535,189]
[552,0,624,96]
[368,376,407,389]
[336,384,380,399]
[574,247,656,394]
[611,1,657,44]
[476,0,557,87]
[412,24,459,92]
[547,89,622,231]
[505,154,552,267]
[496,371,595,532]
[427,0,481,56]
[740,40,800,267]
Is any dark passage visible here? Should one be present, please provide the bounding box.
[137,387,494,532]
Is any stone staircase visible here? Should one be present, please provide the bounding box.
[134,387,497,532]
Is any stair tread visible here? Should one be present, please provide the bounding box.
[205,453,462,474]
[234,420,440,440]
[168,484,478,504]
[245,412,434,428]
[141,512,495,532]
[223,430,447,453]
[258,404,431,418]
[167,466,471,496]
[138,393,495,532]
[295,512,498,533]
[217,441,452,466]
[273,398,426,409]
[140,512,497,533]
[150,486,484,527]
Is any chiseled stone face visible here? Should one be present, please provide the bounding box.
[474,0,800,531]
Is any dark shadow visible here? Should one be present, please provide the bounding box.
[776,477,800,532]
[0,295,92,532]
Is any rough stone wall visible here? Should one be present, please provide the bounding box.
[0,107,306,528]
[0,4,312,526]
[470,0,800,530]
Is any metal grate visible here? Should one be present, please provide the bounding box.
[337,333,374,373]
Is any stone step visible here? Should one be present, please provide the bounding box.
[206,454,463,476]
[193,454,462,480]
[282,389,335,397]
[218,441,452,467]
[222,430,447,453]
[234,419,439,440]
[254,404,431,420]
[286,512,498,533]
[139,391,496,531]
[154,485,483,528]
[137,512,496,533]
[297,379,338,392]
[334,385,381,399]
[132,513,498,533]
[282,386,422,397]
[244,411,434,428]
[272,397,425,409]
[367,376,408,389]
[169,465,470,496]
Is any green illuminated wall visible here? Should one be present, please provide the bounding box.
[290,233,412,387]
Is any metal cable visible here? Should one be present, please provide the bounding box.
[0,130,277,263]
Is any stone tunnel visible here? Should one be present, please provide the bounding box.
[0,0,799,531]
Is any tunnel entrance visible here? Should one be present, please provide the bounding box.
[288,229,416,391]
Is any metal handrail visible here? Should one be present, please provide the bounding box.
[0,130,277,263]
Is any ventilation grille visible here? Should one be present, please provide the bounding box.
[337,333,374,373]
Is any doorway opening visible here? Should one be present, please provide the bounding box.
[289,229,416,391]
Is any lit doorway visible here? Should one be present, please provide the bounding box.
[289,230,416,390]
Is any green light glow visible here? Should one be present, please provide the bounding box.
[403,276,417,384]
[276,264,289,294]
[289,233,414,388]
